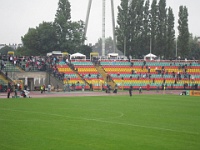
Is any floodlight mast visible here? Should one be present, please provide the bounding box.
[111,0,116,53]
[84,0,92,45]
[102,0,106,56]
[84,0,117,56]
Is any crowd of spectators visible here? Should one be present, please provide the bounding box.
[0,53,199,92]
[0,55,48,71]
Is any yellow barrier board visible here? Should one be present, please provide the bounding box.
[190,90,200,96]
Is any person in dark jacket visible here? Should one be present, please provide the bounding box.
[129,86,133,96]
[7,88,11,98]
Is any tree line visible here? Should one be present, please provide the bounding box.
[15,0,92,58]
[116,0,200,59]
[1,0,199,60]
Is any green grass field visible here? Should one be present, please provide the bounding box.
[0,95,200,150]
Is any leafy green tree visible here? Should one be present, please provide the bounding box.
[150,0,158,55]
[157,0,167,57]
[92,38,102,55]
[134,0,145,57]
[21,22,57,56]
[79,45,92,59]
[166,7,175,59]
[188,35,200,59]
[21,28,39,55]
[0,46,14,55]
[93,37,123,56]
[54,0,71,52]
[36,22,58,54]
[54,0,85,54]
[67,20,85,54]
[142,0,151,56]
[21,0,85,56]
[105,37,116,54]
[116,0,129,55]
[128,0,137,57]
[15,46,31,56]
[177,6,189,59]
[115,0,191,60]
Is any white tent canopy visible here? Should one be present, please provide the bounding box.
[70,52,86,60]
[107,53,118,59]
[144,53,157,60]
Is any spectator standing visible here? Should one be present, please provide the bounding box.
[57,84,59,92]
[0,84,2,92]
[67,83,70,92]
[63,83,67,92]
[139,86,142,94]
[129,86,133,97]
[40,85,44,94]
[5,71,8,79]
[7,88,11,98]
[43,85,46,93]
[14,88,18,98]
[48,84,51,92]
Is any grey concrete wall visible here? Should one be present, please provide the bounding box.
[8,71,64,91]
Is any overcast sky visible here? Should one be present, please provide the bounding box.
[0,0,200,45]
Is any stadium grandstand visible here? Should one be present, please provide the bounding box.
[0,52,200,93]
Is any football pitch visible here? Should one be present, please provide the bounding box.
[0,95,200,150]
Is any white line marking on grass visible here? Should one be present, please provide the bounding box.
[54,108,124,119]
[1,108,199,136]
[84,118,200,135]
[54,108,124,120]
[0,108,124,120]
[0,118,84,122]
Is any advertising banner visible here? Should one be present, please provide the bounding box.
[190,90,200,96]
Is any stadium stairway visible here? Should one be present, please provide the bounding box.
[1,61,25,88]
[94,64,116,89]
[67,64,90,87]
[3,61,22,72]
[16,65,25,72]
[73,69,90,87]
[0,74,8,85]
